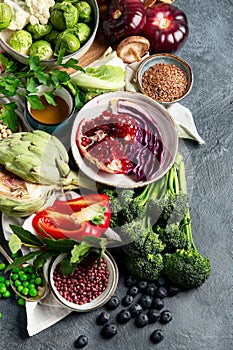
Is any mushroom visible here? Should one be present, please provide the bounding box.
[116,36,150,64]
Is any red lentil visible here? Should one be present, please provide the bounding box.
[141,63,188,103]
[53,252,110,305]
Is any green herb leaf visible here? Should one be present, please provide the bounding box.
[26,77,38,93]
[83,236,107,249]
[4,250,42,273]
[34,70,50,86]
[60,254,76,276]
[9,224,43,247]
[0,53,17,72]
[28,55,41,72]
[0,77,20,96]
[50,68,70,87]
[57,48,66,66]
[61,58,85,72]
[41,238,76,252]
[0,102,18,132]
[8,233,22,254]
[26,95,44,110]
[43,91,57,106]
[70,242,91,264]
[33,250,58,269]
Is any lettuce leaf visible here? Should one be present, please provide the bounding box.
[71,65,125,91]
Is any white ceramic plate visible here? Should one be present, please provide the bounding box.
[71,91,178,188]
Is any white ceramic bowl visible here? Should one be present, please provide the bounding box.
[71,91,178,188]
[0,0,99,65]
[136,53,193,106]
[49,250,119,312]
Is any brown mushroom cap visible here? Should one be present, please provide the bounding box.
[116,36,150,64]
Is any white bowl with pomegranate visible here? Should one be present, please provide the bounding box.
[49,250,119,312]
[71,91,178,188]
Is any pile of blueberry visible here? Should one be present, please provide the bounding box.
[74,274,179,348]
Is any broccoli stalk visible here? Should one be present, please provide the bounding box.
[163,154,211,289]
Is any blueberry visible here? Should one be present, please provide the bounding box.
[74,335,88,349]
[156,275,167,286]
[135,312,149,328]
[101,323,118,339]
[128,303,143,317]
[121,294,133,307]
[168,285,180,297]
[145,283,157,297]
[124,275,137,287]
[96,311,111,325]
[160,310,172,324]
[151,297,164,310]
[116,309,132,324]
[156,286,168,299]
[150,329,164,344]
[127,285,139,297]
[106,295,120,310]
[137,280,147,292]
[138,295,152,310]
[147,309,161,323]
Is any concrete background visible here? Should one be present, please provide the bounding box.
[0,0,232,349]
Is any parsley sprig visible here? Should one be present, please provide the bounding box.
[0,52,84,131]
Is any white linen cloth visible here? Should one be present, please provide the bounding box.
[0,49,205,336]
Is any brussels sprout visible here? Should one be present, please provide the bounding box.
[55,31,80,55]
[75,23,91,43]
[26,23,52,40]
[0,3,12,30]
[75,1,92,23]
[44,29,59,43]
[50,2,78,31]
[29,40,53,60]
[9,30,32,55]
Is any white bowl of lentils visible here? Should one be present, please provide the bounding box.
[136,53,193,106]
[49,250,119,312]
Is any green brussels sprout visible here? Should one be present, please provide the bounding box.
[50,2,78,31]
[75,1,92,23]
[26,23,52,40]
[75,23,91,43]
[9,30,32,55]
[29,40,53,60]
[0,3,12,30]
[55,31,80,55]
[44,29,59,43]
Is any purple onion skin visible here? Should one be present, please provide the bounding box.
[103,0,147,45]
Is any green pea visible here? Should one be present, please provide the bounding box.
[17,285,23,293]
[35,277,42,285]
[14,280,21,287]
[19,274,28,282]
[28,283,35,289]
[22,281,29,287]
[29,288,38,297]
[2,290,10,298]
[0,312,2,318]
[17,298,25,306]
[0,284,7,294]
[5,279,10,287]
[11,273,19,281]
[12,267,20,273]
[22,287,29,296]
[0,263,6,271]
[0,276,5,283]
[11,253,19,260]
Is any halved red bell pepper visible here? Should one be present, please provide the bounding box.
[32,194,111,241]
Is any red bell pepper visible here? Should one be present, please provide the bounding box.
[32,194,111,241]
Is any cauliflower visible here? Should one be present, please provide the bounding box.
[25,0,55,25]
[3,0,55,30]
[4,0,31,30]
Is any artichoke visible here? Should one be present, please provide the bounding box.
[0,130,71,185]
[0,166,54,217]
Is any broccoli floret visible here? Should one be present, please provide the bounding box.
[100,187,123,228]
[125,254,164,281]
[121,219,165,257]
[155,223,189,252]
[164,249,211,289]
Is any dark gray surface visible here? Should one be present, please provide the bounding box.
[0,0,233,349]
